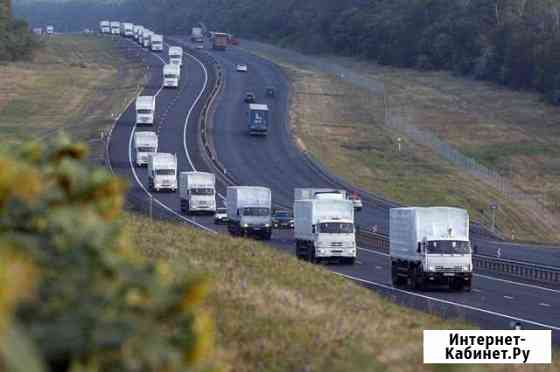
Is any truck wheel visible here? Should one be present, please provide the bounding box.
[308,248,316,264]
[263,230,272,241]
[413,268,425,291]
[391,262,403,287]
[450,279,464,291]
[346,257,356,265]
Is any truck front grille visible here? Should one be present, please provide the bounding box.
[330,242,343,247]
[435,266,464,272]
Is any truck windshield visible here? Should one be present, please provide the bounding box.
[137,109,152,114]
[155,169,175,176]
[242,207,270,216]
[427,241,470,254]
[137,146,155,152]
[318,223,353,234]
[191,188,214,195]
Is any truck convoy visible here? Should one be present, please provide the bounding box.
[168,46,183,66]
[121,22,134,37]
[163,64,181,88]
[226,186,272,240]
[294,198,356,264]
[212,32,228,50]
[248,104,269,136]
[110,21,120,35]
[179,172,216,214]
[133,131,158,167]
[389,207,472,291]
[191,27,204,43]
[100,21,110,34]
[135,96,155,125]
[147,153,178,192]
[150,34,163,51]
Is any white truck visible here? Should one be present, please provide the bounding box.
[168,46,183,66]
[179,172,216,214]
[121,22,134,37]
[133,131,158,166]
[100,21,110,34]
[147,153,177,192]
[226,186,272,240]
[294,188,347,201]
[142,29,153,48]
[46,25,54,35]
[135,96,155,125]
[135,25,144,43]
[110,21,120,35]
[163,64,180,88]
[294,199,356,264]
[390,207,472,291]
[150,34,163,51]
[191,27,203,42]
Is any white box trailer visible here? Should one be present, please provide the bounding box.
[135,96,155,125]
[100,20,110,34]
[110,21,120,35]
[133,131,158,166]
[147,153,177,192]
[389,207,472,291]
[163,64,180,88]
[179,172,216,214]
[168,46,183,66]
[294,199,356,264]
[226,186,272,240]
[294,188,347,201]
[150,34,163,51]
[121,22,134,37]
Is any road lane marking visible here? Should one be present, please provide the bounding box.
[504,295,514,300]
[335,272,560,331]
[539,303,551,307]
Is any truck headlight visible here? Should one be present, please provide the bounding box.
[429,266,435,272]
[242,224,249,228]
[463,265,471,272]
[265,224,270,228]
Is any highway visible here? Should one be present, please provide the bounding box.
[107,35,560,343]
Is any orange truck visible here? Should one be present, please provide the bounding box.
[212,32,228,50]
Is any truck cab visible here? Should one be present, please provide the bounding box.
[110,21,120,35]
[168,46,183,66]
[294,199,356,264]
[122,22,134,37]
[163,64,180,88]
[150,34,163,51]
[136,26,145,43]
[133,131,158,166]
[248,104,269,136]
[212,32,228,50]
[135,96,155,125]
[147,153,177,192]
[179,172,216,214]
[46,25,54,35]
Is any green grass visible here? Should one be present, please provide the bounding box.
[128,213,560,371]
[0,35,144,160]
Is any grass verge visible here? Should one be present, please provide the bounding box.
[0,34,144,162]
[129,214,559,371]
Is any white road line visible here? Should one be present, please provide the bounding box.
[539,303,551,307]
[503,295,514,300]
[472,288,482,293]
[335,272,560,331]
[357,246,560,295]
[375,265,382,270]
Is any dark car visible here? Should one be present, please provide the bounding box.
[244,92,256,103]
[272,209,294,229]
[265,87,275,98]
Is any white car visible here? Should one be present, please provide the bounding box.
[236,64,248,72]
[214,208,228,224]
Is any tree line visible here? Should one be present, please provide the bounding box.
[15,0,560,102]
[1,0,38,61]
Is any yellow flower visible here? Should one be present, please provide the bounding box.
[181,279,210,309]
[184,311,214,365]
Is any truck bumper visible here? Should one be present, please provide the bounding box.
[424,272,472,284]
[315,248,356,258]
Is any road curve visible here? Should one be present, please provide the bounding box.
[107,36,560,343]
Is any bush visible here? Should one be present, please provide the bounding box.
[0,137,214,372]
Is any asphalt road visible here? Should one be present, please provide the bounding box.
[107,36,560,343]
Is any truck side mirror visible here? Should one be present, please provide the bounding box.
[417,242,422,253]
[236,209,240,216]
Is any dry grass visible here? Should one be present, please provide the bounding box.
[0,35,144,161]
[128,213,560,371]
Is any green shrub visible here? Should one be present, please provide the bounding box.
[0,136,214,372]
